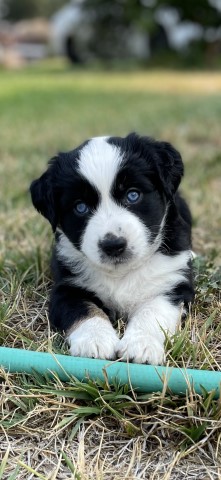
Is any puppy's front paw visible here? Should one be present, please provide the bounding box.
[117,332,165,365]
[67,316,119,360]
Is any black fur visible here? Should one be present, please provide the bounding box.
[30,133,194,341]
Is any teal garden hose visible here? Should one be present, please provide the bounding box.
[0,347,220,398]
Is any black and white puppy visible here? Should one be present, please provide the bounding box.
[30,133,194,365]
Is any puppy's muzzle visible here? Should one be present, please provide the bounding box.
[99,233,127,258]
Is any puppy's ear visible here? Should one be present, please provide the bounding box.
[155,141,184,198]
[30,168,58,231]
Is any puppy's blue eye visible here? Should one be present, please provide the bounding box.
[126,190,140,203]
[75,202,89,215]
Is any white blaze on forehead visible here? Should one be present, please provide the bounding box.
[77,137,123,197]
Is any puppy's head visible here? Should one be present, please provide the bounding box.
[30,133,183,271]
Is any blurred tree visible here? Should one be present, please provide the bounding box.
[159,0,221,27]
[1,0,68,20]
[84,0,220,28]
[82,0,155,59]
[83,0,221,58]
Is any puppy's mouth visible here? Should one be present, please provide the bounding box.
[100,250,133,266]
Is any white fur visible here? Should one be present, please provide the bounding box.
[78,137,123,198]
[58,233,189,363]
[56,137,191,364]
[67,316,119,359]
[77,137,166,269]
[74,137,167,271]
[81,199,151,269]
[57,233,191,315]
[117,296,181,364]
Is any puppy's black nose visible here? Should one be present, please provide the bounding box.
[99,233,127,257]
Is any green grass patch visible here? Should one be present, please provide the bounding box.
[0,61,221,479]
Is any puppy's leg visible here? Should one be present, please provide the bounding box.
[50,284,119,359]
[117,296,182,365]
[67,313,119,359]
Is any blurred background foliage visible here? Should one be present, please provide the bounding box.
[0,0,220,68]
[1,0,67,19]
[2,0,220,26]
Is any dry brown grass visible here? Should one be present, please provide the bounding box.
[0,63,221,479]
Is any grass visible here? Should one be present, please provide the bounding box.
[0,59,221,479]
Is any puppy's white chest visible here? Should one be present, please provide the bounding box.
[80,251,189,314]
[57,233,190,314]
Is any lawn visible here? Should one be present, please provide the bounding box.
[0,61,221,479]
